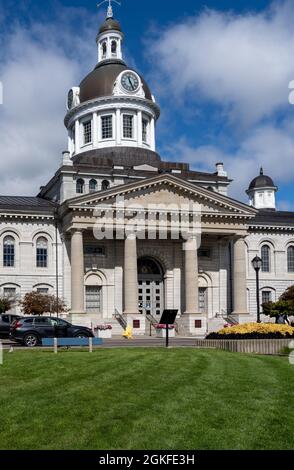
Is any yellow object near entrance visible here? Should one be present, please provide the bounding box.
[123,326,133,340]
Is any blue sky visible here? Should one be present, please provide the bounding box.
[0,0,294,208]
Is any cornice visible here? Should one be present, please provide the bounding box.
[64,95,160,127]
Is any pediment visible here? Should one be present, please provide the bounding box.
[66,174,256,219]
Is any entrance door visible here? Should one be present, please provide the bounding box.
[138,258,164,317]
[85,286,102,313]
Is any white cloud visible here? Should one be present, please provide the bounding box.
[161,118,294,206]
[148,0,294,127]
[0,7,98,195]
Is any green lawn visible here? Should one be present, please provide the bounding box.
[0,348,294,450]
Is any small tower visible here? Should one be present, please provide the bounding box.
[246,168,278,210]
[96,5,124,63]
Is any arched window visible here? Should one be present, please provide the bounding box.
[101,180,110,191]
[102,41,107,59]
[36,237,48,268]
[89,179,97,193]
[3,236,15,267]
[111,40,117,56]
[288,246,294,272]
[261,245,270,272]
[76,178,85,194]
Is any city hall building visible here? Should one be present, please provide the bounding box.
[1,9,294,335]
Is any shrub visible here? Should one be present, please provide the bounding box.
[0,297,12,314]
[206,322,294,339]
[19,292,67,316]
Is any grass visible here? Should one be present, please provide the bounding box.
[0,348,294,450]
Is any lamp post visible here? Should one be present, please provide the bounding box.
[251,256,262,323]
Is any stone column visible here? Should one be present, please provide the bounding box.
[183,238,199,314]
[232,236,248,315]
[70,229,85,314]
[75,119,80,155]
[123,233,139,314]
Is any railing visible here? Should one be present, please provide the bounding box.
[114,309,127,329]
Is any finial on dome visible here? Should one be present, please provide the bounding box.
[97,0,121,19]
[260,167,264,176]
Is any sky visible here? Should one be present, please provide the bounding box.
[0,0,294,209]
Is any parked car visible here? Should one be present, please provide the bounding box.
[10,316,94,347]
[0,314,21,338]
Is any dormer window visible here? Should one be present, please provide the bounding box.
[76,178,85,194]
[89,179,97,193]
[102,180,110,191]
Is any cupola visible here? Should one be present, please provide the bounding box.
[246,168,278,210]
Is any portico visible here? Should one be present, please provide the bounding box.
[60,173,256,334]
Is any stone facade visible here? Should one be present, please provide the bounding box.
[0,11,293,337]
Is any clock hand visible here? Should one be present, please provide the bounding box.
[128,77,134,90]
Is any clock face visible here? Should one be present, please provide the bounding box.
[121,72,140,92]
[67,89,74,109]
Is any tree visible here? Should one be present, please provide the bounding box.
[0,297,11,314]
[19,292,67,316]
[280,285,294,303]
[262,300,294,318]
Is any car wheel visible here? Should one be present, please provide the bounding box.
[75,332,89,338]
[23,333,39,348]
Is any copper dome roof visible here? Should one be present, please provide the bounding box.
[248,168,276,190]
[79,59,153,103]
[99,16,121,34]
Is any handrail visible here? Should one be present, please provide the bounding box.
[114,309,127,329]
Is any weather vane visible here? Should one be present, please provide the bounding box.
[97,0,121,18]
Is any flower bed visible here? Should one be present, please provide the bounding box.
[206,322,294,340]
[155,324,175,338]
[94,324,112,338]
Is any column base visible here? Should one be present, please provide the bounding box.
[230,312,252,324]
[179,314,207,337]
[126,314,145,336]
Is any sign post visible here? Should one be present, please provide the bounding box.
[159,310,178,348]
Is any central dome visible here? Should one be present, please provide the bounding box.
[79,59,153,103]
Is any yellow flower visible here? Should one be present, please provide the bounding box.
[218,323,294,336]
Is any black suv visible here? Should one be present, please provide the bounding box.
[0,314,21,338]
[10,316,94,347]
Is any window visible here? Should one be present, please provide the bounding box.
[89,179,97,193]
[102,180,110,191]
[288,246,294,273]
[3,287,16,299]
[199,249,211,258]
[36,237,48,268]
[261,245,270,272]
[33,317,51,325]
[76,178,85,194]
[83,120,92,145]
[37,287,49,294]
[199,288,208,313]
[3,236,15,267]
[142,118,148,143]
[102,41,107,59]
[101,115,113,139]
[86,286,102,312]
[123,114,134,139]
[111,40,117,56]
[262,291,272,304]
[84,246,105,256]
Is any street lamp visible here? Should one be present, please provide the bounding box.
[251,255,262,323]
